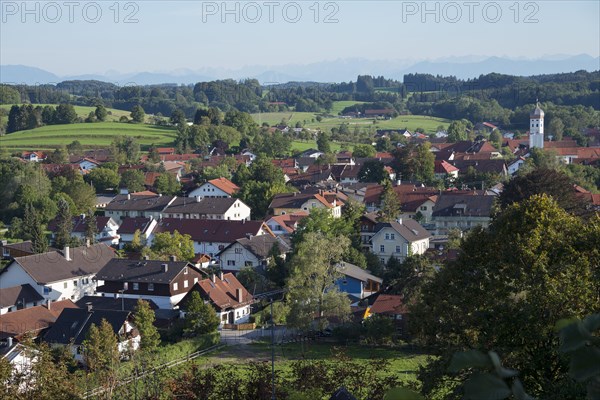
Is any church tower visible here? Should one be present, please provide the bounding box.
[529,100,544,149]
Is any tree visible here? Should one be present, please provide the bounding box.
[54,197,73,249]
[286,232,351,331]
[499,167,587,215]
[412,142,435,183]
[145,230,195,261]
[170,109,186,126]
[83,319,120,397]
[377,181,400,222]
[154,173,181,195]
[24,203,48,253]
[47,146,68,164]
[86,167,120,192]
[316,132,331,153]
[134,299,161,352]
[352,144,376,158]
[411,195,600,399]
[54,104,78,124]
[130,105,145,123]
[95,105,108,122]
[446,120,468,142]
[67,140,84,155]
[84,211,98,244]
[384,255,435,304]
[358,159,387,183]
[548,117,564,141]
[183,291,220,335]
[120,169,146,193]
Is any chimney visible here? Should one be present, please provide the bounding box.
[219,271,224,280]
[127,194,131,200]
[211,274,216,283]
[161,263,168,273]
[143,255,150,260]
[397,217,403,225]
[64,246,71,261]
[47,298,51,311]
[86,302,93,313]
[196,196,202,203]
[7,337,13,348]
[86,238,90,248]
[236,288,243,303]
[246,233,253,239]
[169,255,177,262]
[159,193,162,197]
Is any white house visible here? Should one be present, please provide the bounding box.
[0,284,45,315]
[48,215,120,246]
[94,258,206,309]
[264,212,308,237]
[161,197,250,221]
[104,193,177,224]
[217,235,291,272]
[188,177,240,199]
[150,218,273,258]
[369,219,431,264]
[0,244,114,303]
[71,157,100,172]
[179,273,253,325]
[116,217,158,249]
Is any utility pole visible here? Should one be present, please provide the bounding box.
[271,297,275,400]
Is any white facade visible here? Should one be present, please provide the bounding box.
[188,183,233,198]
[529,105,544,149]
[161,199,250,221]
[0,262,98,302]
[218,242,263,272]
[370,226,430,264]
[71,218,120,245]
[77,160,99,171]
[217,304,252,325]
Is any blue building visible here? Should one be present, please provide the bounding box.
[335,262,383,301]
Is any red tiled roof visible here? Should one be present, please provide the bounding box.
[370,294,407,315]
[0,300,78,339]
[435,160,459,174]
[154,218,273,243]
[207,177,239,195]
[190,273,253,311]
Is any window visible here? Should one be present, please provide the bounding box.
[385,233,389,240]
[379,245,385,253]
[73,280,78,287]
[148,283,154,291]
[235,247,243,254]
[183,267,188,274]
[173,282,178,291]
[390,233,395,240]
[420,206,427,211]
[43,287,51,295]
[194,278,198,284]
[133,283,139,290]
[395,246,401,253]
[244,261,253,267]
[64,282,68,289]
[184,280,188,288]
[123,282,128,290]
[380,258,386,264]
[227,260,236,266]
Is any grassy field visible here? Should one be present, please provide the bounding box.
[291,139,344,153]
[329,100,367,115]
[0,121,176,151]
[198,341,430,386]
[252,110,450,134]
[0,104,134,122]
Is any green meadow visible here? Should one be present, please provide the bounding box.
[0,122,176,151]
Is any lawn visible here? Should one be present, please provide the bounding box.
[199,341,430,386]
[251,111,317,126]
[291,139,344,153]
[0,121,177,151]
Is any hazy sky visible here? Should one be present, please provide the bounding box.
[1,0,598,75]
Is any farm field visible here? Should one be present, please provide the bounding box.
[252,110,450,134]
[0,122,176,151]
[0,104,135,122]
[303,114,451,134]
[291,139,343,153]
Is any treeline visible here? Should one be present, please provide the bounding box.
[6,103,78,133]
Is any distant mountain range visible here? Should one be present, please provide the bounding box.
[2,55,599,85]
